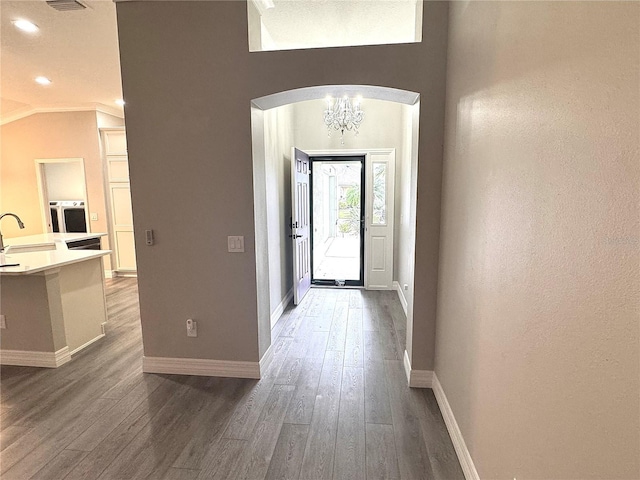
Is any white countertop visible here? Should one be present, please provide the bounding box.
[0,249,111,275]
[4,233,107,249]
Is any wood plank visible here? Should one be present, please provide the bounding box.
[275,356,304,385]
[94,376,212,480]
[362,305,379,332]
[364,360,393,425]
[284,358,323,425]
[231,384,295,479]
[384,360,434,480]
[333,367,365,480]
[348,289,363,308]
[66,373,165,451]
[261,336,294,382]
[223,378,275,440]
[326,301,348,351]
[277,303,310,339]
[306,289,326,317]
[1,397,117,480]
[311,294,336,332]
[0,281,463,480]
[162,467,201,480]
[288,331,329,360]
[0,425,31,452]
[365,423,400,480]
[299,350,344,480]
[264,424,309,480]
[30,449,88,480]
[172,377,248,470]
[418,389,466,480]
[65,378,179,480]
[344,307,363,367]
[196,438,247,480]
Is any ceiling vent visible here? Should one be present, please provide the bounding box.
[46,0,87,11]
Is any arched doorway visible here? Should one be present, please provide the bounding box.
[251,85,421,380]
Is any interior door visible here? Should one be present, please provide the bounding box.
[365,150,395,289]
[291,148,312,305]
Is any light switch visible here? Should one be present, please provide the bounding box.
[227,236,244,253]
[90,213,98,221]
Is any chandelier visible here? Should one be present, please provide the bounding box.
[323,95,364,144]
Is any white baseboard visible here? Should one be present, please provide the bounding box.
[115,271,137,278]
[104,270,114,279]
[432,373,479,480]
[403,350,433,388]
[69,332,105,356]
[259,342,274,376]
[392,281,408,315]
[0,347,71,368]
[271,288,293,329]
[142,356,260,379]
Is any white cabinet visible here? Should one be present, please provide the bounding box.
[104,130,128,156]
[102,129,137,273]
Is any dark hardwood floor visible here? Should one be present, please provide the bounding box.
[0,278,463,479]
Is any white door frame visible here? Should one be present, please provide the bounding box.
[303,148,395,290]
[34,157,91,234]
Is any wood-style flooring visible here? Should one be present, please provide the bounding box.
[0,278,463,479]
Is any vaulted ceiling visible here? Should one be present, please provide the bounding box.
[0,0,123,122]
[1,0,420,123]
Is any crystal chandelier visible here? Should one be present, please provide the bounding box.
[323,95,364,144]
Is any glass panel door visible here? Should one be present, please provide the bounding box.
[311,158,364,286]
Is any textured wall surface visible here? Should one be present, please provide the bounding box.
[435,1,639,478]
[116,1,448,365]
[1,111,110,241]
[264,104,294,315]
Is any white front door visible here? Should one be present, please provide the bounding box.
[291,148,312,304]
[365,150,395,289]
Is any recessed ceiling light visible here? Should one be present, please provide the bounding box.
[115,99,125,106]
[12,19,39,33]
[35,76,52,86]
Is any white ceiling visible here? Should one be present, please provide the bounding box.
[0,0,420,122]
[0,0,123,122]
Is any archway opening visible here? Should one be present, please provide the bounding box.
[251,86,420,369]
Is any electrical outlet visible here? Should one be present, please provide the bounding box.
[90,213,98,221]
[186,318,197,337]
[0,315,6,329]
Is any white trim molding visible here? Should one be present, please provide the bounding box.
[0,347,71,368]
[69,332,106,356]
[403,350,433,388]
[115,271,138,278]
[392,281,408,315]
[271,287,293,329]
[258,342,275,376]
[143,356,260,379]
[432,373,480,480]
[1,103,124,126]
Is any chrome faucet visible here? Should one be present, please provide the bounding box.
[0,213,25,252]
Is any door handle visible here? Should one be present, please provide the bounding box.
[289,234,302,239]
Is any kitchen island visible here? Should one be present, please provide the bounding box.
[0,236,111,368]
[4,232,106,253]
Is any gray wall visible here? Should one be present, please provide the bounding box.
[264,105,294,316]
[116,0,448,367]
[436,1,639,477]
